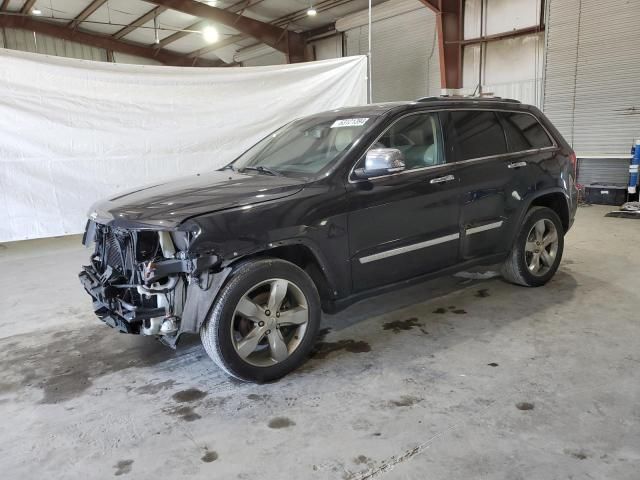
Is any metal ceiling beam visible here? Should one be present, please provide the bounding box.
[438,0,463,90]
[145,0,310,62]
[155,20,205,49]
[186,0,345,61]
[1,0,11,11]
[154,0,264,49]
[420,0,440,14]
[20,0,37,14]
[68,0,109,29]
[459,24,544,45]
[187,33,244,59]
[419,0,463,90]
[112,5,168,39]
[0,15,223,67]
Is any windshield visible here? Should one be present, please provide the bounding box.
[230,114,376,178]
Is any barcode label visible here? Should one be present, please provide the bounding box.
[331,118,369,128]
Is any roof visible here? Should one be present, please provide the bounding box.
[0,0,388,66]
[319,96,532,117]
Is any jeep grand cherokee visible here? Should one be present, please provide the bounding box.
[79,96,578,382]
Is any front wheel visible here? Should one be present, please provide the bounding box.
[200,258,321,383]
[501,206,564,287]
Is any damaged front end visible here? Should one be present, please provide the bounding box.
[78,220,228,347]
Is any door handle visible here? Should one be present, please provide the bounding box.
[430,174,455,184]
[508,161,527,169]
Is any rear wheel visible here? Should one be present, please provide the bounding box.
[501,206,564,287]
[200,258,321,383]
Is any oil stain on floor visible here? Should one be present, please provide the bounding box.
[172,388,207,403]
[389,395,423,407]
[0,327,174,404]
[165,405,201,422]
[310,339,371,359]
[310,328,371,359]
[114,459,133,476]
[382,317,424,333]
[475,289,491,298]
[201,450,219,463]
[268,417,296,429]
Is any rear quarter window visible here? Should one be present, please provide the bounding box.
[441,110,508,162]
[500,112,554,151]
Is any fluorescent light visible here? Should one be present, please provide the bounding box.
[202,26,219,43]
[32,8,42,15]
[307,7,317,16]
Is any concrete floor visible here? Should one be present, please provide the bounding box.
[1,204,638,479]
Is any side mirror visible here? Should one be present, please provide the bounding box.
[355,148,406,179]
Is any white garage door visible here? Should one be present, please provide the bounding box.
[342,2,440,102]
[544,0,640,160]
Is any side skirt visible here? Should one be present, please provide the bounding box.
[322,252,507,314]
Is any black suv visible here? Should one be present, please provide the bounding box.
[80,97,577,382]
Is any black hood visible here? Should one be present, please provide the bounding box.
[89,170,305,229]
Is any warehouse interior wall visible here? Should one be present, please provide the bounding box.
[0,27,161,65]
[543,0,640,159]
[340,0,440,102]
[244,0,440,102]
[461,0,544,106]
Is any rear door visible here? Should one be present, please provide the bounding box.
[346,112,462,292]
[439,109,515,260]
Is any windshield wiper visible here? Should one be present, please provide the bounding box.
[241,165,281,176]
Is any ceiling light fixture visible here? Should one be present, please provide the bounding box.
[202,26,219,44]
[307,7,317,16]
[32,8,42,15]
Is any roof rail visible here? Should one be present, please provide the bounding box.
[416,95,521,104]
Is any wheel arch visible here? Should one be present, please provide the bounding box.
[528,190,571,233]
[225,241,337,309]
[506,189,570,253]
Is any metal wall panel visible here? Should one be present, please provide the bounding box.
[2,28,107,62]
[344,8,440,102]
[311,35,343,61]
[242,50,286,67]
[577,158,631,185]
[1,28,162,65]
[544,0,640,157]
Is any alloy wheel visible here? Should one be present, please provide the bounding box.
[524,218,559,276]
[230,278,309,367]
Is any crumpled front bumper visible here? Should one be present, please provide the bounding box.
[78,265,165,334]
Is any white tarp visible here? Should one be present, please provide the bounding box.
[0,50,367,242]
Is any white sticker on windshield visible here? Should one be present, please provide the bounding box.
[330,118,369,128]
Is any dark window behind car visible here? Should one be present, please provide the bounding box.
[441,110,508,162]
[499,112,554,152]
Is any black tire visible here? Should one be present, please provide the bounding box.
[200,258,321,383]
[501,206,564,287]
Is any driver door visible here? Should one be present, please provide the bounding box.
[346,112,462,292]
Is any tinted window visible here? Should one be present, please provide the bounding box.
[500,112,553,151]
[367,113,442,170]
[449,111,507,161]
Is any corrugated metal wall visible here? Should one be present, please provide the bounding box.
[344,8,440,102]
[1,28,108,61]
[544,0,640,158]
[241,50,286,67]
[577,158,631,185]
[0,27,161,65]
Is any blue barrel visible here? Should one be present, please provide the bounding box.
[630,140,640,194]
